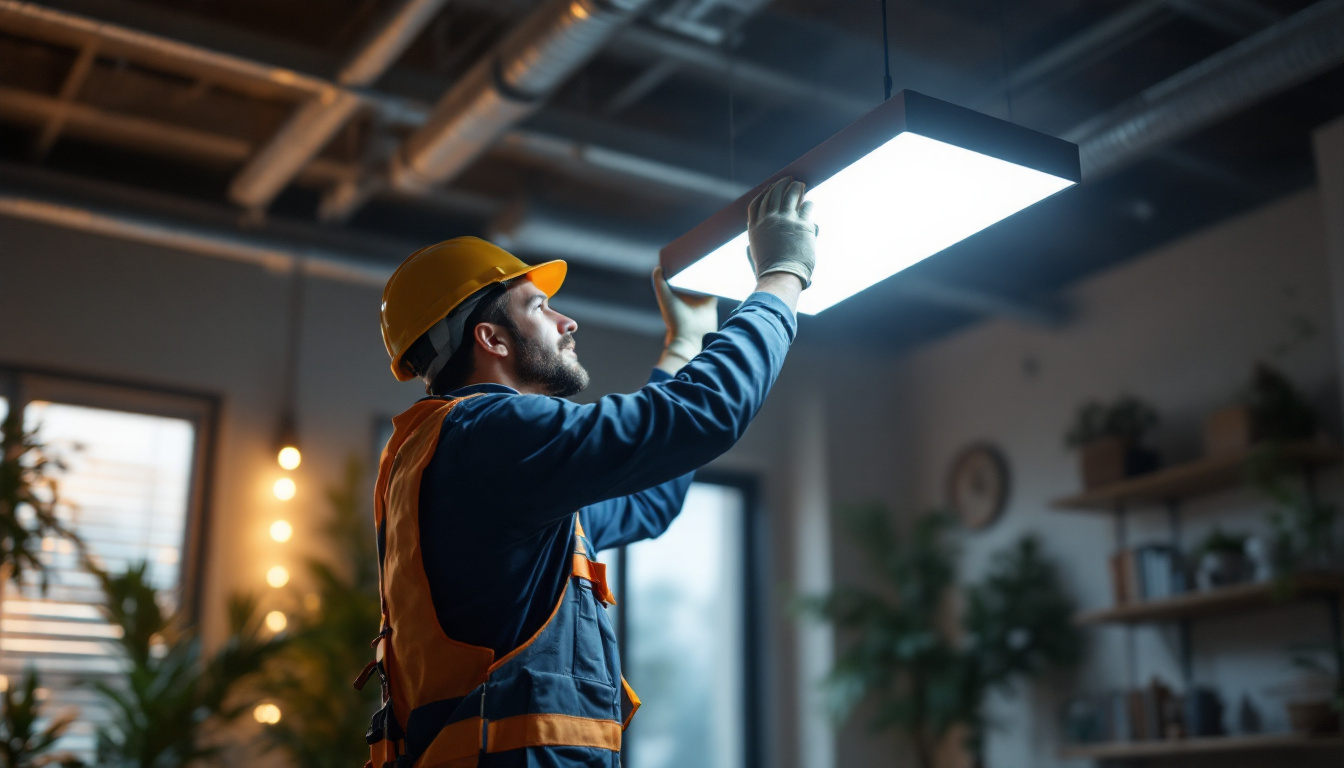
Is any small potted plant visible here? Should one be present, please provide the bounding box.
[1193,527,1256,590]
[1205,363,1318,455]
[1065,396,1160,489]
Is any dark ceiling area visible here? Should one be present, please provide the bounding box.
[1,0,1342,350]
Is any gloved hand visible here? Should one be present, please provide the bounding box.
[652,266,719,374]
[747,176,816,288]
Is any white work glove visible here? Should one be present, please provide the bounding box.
[747,176,816,288]
[652,266,719,375]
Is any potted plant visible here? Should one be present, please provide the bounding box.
[1283,643,1342,736]
[800,508,1080,768]
[1193,527,1256,590]
[1065,396,1160,489]
[1205,364,1318,456]
[86,560,286,768]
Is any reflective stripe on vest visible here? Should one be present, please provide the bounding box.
[372,397,639,767]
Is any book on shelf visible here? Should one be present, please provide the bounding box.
[1109,544,1183,604]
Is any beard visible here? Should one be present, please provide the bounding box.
[514,329,589,398]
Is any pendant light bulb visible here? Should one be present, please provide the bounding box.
[273,477,297,501]
[277,445,301,470]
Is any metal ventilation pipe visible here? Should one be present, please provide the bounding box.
[387,0,656,195]
[1068,0,1344,179]
[227,0,451,211]
[0,191,393,285]
[0,190,665,334]
[488,199,663,274]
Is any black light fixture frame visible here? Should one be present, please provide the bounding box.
[659,90,1081,281]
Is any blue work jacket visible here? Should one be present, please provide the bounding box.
[417,292,797,659]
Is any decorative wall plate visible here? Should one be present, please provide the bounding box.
[946,443,1010,530]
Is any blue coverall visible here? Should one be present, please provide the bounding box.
[417,292,796,659]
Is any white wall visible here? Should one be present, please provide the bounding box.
[892,188,1343,767]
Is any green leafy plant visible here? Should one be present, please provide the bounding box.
[799,508,1080,768]
[1195,527,1249,558]
[1064,396,1159,449]
[1244,363,1317,442]
[87,560,285,768]
[0,411,80,590]
[1267,497,1340,576]
[256,458,381,768]
[1288,643,1343,713]
[0,669,82,768]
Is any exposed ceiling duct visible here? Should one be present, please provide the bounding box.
[227,0,452,212]
[488,200,663,275]
[1068,0,1344,178]
[358,0,658,210]
[494,130,750,200]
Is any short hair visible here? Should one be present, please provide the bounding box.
[405,283,514,395]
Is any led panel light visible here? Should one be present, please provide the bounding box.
[661,91,1080,315]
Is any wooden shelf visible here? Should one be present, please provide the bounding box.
[1075,573,1344,625]
[1051,442,1342,512]
[1059,733,1344,760]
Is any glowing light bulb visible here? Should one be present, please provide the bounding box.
[270,519,293,543]
[273,477,296,501]
[253,703,282,724]
[266,566,290,588]
[277,446,301,470]
[265,610,288,633]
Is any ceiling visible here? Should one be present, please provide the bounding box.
[1,0,1342,349]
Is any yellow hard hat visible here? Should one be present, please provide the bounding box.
[381,237,566,381]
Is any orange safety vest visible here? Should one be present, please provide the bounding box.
[358,397,639,768]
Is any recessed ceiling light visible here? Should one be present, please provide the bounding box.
[661,91,1080,315]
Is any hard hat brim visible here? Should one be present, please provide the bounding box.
[388,258,567,381]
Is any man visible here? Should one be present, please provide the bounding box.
[363,177,816,768]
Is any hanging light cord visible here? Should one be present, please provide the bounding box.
[880,0,893,101]
[279,261,305,427]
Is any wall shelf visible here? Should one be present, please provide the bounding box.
[1075,573,1344,625]
[1050,442,1341,512]
[1058,733,1344,760]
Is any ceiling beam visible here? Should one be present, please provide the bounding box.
[226,0,451,212]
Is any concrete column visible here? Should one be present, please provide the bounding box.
[1314,116,1344,429]
[785,388,835,768]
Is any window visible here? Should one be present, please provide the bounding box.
[615,476,761,768]
[0,369,216,758]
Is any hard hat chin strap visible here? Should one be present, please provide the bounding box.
[420,288,493,388]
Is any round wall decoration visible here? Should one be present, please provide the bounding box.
[945,443,1010,530]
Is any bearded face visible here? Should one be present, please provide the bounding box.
[510,323,589,398]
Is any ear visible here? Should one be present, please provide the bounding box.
[473,321,511,360]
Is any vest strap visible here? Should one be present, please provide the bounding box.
[570,554,617,605]
[485,713,622,753]
[620,676,641,729]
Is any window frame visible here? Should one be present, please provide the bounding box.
[614,469,765,768]
[0,362,220,625]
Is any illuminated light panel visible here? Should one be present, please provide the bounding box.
[662,91,1080,315]
[270,519,293,543]
[273,477,297,501]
